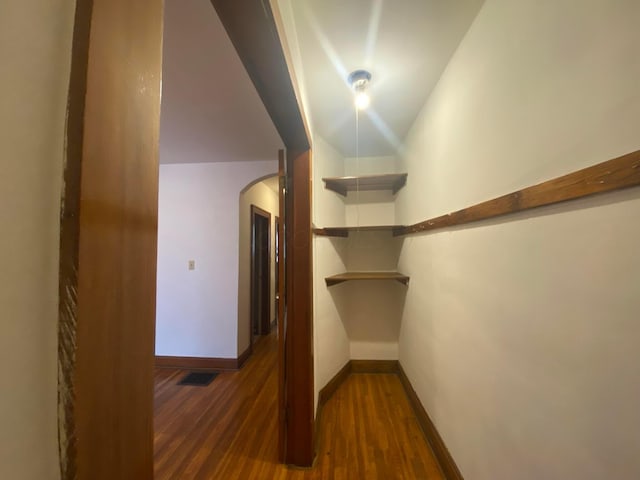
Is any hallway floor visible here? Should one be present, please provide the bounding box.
[154,332,443,479]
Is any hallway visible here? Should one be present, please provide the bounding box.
[154,331,443,479]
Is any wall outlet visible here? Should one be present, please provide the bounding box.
[188,260,195,270]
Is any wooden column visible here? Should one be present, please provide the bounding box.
[63,0,163,478]
[285,148,315,466]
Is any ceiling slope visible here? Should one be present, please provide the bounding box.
[289,0,484,157]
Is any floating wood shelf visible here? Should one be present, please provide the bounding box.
[325,272,410,287]
[322,173,408,196]
[313,225,406,237]
[394,149,640,237]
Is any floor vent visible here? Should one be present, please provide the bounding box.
[178,371,218,386]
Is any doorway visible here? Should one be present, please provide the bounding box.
[251,205,271,339]
[60,0,315,475]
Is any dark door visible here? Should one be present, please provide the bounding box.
[274,216,280,326]
[251,205,271,337]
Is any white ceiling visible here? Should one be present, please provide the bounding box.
[160,0,483,164]
[160,0,283,164]
[290,0,484,157]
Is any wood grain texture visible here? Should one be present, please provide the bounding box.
[210,0,309,152]
[398,364,463,480]
[58,1,94,478]
[323,173,408,196]
[397,149,640,236]
[325,272,410,287]
[73,0,163,478]
[154,332,444,479]
[285,149,315,466]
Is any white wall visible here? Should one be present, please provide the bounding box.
[312,135,350,411]
[396,1,640,478]
[0,1,75,479]
[156,161,276,358]
[312,140,406,408]
[238,178,279,355]
[344,155,398,226]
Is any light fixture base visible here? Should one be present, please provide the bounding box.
[348,70,372,89]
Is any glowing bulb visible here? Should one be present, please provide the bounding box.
[348,70,372,110]
[354,91,370,110]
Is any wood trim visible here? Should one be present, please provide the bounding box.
[318,361,351,406]
[397,149,640,236]
[398,364,463,480]
[72,0,163,478]
[210,0,310,152]
[350,360,400,374]
[156,349,252,371]
[210,0,314,467]
[277,150,286,462]
[237,345,252,369]
[250,204,272,336]
[285,148,314,466]
[156,356,238,370]
[58,1,94,478]
[316,360,400,406]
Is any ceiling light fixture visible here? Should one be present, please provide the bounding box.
[348,69,372,110]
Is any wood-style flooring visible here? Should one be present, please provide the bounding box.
[154,332,444,479]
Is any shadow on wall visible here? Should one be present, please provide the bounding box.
[331,281,407,339]
[326,231,408,359]
[327,231,405,270]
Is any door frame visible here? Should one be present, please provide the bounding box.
[250,204,272,338]
[61,0,315,476]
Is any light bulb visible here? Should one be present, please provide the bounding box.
[354,91,370,110]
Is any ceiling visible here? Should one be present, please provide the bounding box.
[160,0,483,164]
[290,0,484,157]
[160,0,283,164]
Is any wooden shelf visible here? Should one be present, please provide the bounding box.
[325,272,410,287]
[313,225,406,237]
[322,173,408,196]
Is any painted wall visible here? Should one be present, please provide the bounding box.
[312,139,405,409]
[238,178,279,356]
[312,135,349,411]
[0,1,75,479]
[395,1,640,478]
[344,155,398,226]
[156,161,276,358]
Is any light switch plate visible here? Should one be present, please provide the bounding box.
[188,260,195,270]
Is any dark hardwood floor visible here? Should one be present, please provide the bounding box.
[154,332,444,479]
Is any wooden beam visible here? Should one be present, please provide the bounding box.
[285,148,315,466]
[398,150,640,236]
[211,0,310,152]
